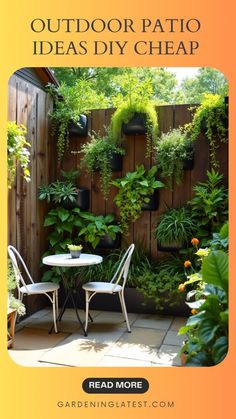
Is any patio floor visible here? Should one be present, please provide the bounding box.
[8,308,186,367]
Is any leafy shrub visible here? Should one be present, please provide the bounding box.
[7,260,26,316]
[179,249,228,366]
[78,212,122,249]
[189,170,228,243]
[7,121,30,188]
[135,257,186,310]
[42,207,121,283]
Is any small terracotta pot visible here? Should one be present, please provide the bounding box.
[180,352,188,366]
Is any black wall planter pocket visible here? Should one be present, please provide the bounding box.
[157,241,187,252]
[183,155,194,170]
[98,233,121,249]
[110,152,123,171]
[62,188,90,211]
[68,114,88,138]
[122,113,147,136]
[142,190,159,211]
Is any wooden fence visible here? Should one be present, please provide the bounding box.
[60,106,228,259]
[8,74,56,312]
[7,94,228,312]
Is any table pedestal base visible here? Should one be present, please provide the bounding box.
[49,283,93,336]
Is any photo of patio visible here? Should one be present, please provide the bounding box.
[7,67,228,367]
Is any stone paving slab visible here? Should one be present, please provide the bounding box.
[132,314,173,330]
[170,317,187,331]
[11,327,68,351]
[10,308,187,367]
[152,344,182,366]
[162,330,186,346]
[107,327,166,362]
[39,333,120,367]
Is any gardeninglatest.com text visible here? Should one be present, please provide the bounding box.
[57,400,175,409]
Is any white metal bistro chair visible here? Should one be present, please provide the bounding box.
[82,243,135,333]
[8,245,60,333]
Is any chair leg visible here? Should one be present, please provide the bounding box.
[85,290,90,333]
[52,291,58,333]
[119,291,131,332]
[55,289,59,317]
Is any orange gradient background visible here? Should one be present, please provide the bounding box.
[0,1,235,418]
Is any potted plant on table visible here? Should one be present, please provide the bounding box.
[7,121,31,188]
[185,93,228,168]
[154,128,194,187]
[111,74,158,157]
[155,207,196,251]
[79,128,125,199]
[46,80,108,161]
[67,244,83,258]
[112,165,164,234]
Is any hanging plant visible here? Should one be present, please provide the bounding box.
[185,94,228,168]
[7,121,31,188]
[112,165,164,234]
[79,128,125,199]
[46,80,108,161]
[154,128,194,187]
[111,74,158,157]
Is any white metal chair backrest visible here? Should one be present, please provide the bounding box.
[8,245,34,294]
[110,244,135,292]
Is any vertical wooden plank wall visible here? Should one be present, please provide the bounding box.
[61,105,228,259]
[7,75,56,297]
[8,94,228,295]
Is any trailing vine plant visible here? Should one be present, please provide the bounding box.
[185,94,228,168]
[79,128,125,199]
[111,74,158,157]
[112,165,164,234]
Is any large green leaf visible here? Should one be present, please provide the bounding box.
[58,208,70,222]
[219,223,228,239]
[198,320,219,344]
[202,250,228,291]
[186,352,212,366]
[44,216,56,227]
[212,336,228,364]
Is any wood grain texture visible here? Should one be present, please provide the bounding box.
[8,97,228,285]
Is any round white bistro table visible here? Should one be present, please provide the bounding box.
[43,253,103,336]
